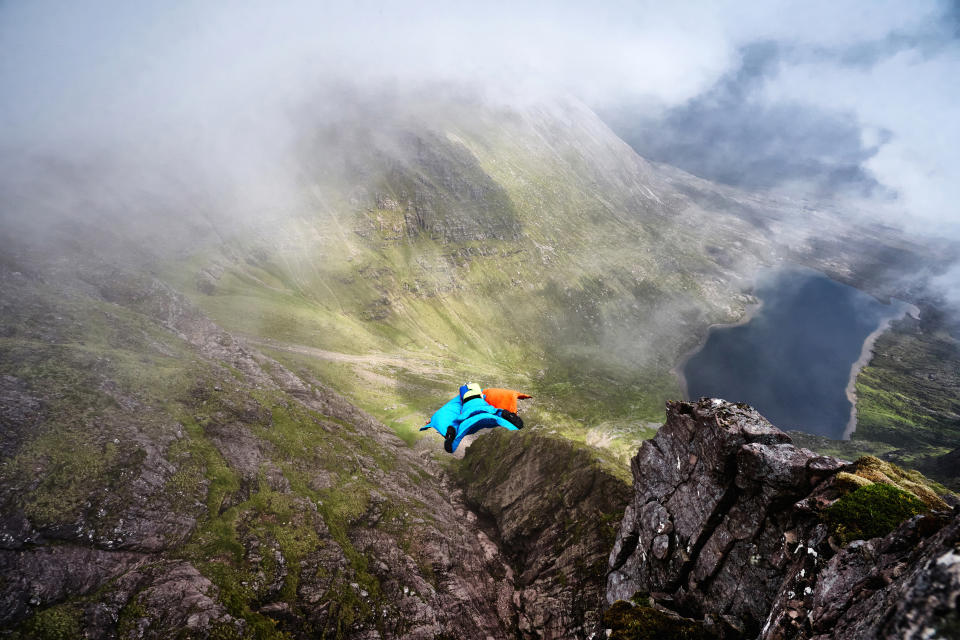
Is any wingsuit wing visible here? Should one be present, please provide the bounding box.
[420,395,462,436]
[448,396,520,453]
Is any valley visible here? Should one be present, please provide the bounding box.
[1,92,958,638]
[151,96,958,469]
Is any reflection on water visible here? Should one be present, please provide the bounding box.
[683,268,910,438]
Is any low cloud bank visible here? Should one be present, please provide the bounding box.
[0,1,957,244]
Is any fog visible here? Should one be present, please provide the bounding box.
[1,1,958,255]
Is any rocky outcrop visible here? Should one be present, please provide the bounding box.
[607,398,958,639]
[456,429,632,639]
[770,510,960,639]
[0,260,519,638]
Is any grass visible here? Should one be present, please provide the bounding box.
[854,311,960,448]
[0,280,201,531]
[13,604,82,640]
[823,482,929,545]
[167,380,413,638]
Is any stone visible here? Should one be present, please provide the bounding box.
[607,398,956,640]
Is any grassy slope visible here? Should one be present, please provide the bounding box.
[791,306,960,487]
[158,98,957,476]
[0,260,447,637]
[161,101,765,457]
[855,310,960,450]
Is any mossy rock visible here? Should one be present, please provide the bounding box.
[850,456,949,510]
[824,482,929,545]
[602,600,717,640]
[15,604,82,640]
[833,471,874,493]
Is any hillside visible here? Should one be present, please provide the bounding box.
[0,249,520,638]
[2,92,959,637]
[140,94,949,454]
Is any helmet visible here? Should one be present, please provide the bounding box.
[459,382,483,402]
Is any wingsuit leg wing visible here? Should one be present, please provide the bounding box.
[447,394,520,453]
[420,395,462,436]
[482,388,532,414]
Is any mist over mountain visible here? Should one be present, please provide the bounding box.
[1,2,960,638]
[3,1,958,240]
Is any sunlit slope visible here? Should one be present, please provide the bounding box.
[161,98,820,441]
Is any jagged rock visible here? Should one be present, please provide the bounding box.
[607,398,957,640]
[456,429,632,639]
[764,511,960,639]
[0,546,147,625]
[132,562,241,638]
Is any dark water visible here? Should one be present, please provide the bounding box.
[683,268,908,438]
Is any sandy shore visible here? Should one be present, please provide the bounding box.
[843,303,920,439]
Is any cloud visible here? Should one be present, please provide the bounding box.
[601,1,959,237]
[600,41,889,196]
[763,42,960,233]
[0,0,958,242]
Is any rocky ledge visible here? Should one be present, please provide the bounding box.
[607,398,958,639]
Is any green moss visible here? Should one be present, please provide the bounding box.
[848,455,950,509]
[209,621,248,640]
[184,492,306,640]
[602,600,717,640]
[116,597,148,638]
[11,433,119,525]
[824,482,929,545]
[166,414,242,515]
[16,603,82,640]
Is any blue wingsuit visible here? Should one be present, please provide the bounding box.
[421,385,520,453]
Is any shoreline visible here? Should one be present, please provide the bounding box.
[672,298,763,400]
[843,302,920,440]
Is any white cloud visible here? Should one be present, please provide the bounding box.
[762,44,960,231]
[0,0,957,236]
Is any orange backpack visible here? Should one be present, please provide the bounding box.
[482,388,532,414]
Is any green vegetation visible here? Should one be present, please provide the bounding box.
[171,384,403,638]
[0,275,197,532]
[602,597,717,640]
[845,455,949,509]
[155,105,768,461]
[853,310,960,480]
[823,482,929,545]
[14,604,82,640]
[795,309,960,488]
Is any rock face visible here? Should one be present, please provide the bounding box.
[777,511,960,639]
[0,257,519,639]
[607,398,959,639]
[456,430,632,639]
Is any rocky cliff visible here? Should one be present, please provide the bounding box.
[607,398,958,639]
[0,253,523,639]
[454,430,632,639]
[2,243,957,639]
